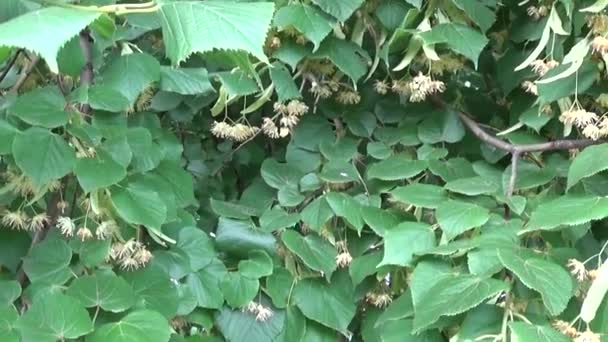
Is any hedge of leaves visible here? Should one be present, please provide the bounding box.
[2,0,608,341]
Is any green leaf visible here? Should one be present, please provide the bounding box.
[301,196,334,232]
[581,0,608,12]
[326,192,364,232]
[122,264,179,319]
[12,127,76,188]
[0,281,20,306]
[375,290,414,327]
[16,293,93,342]
[313,37,369,82]
[509,322,570,342]
[436,200,490,240]
[537,61,598,102]
[111,182,167,229]
[87,310,171,342]
[367,155,426,181]
[444,176,499,196]
[259,207,301,232]
[10,86,68,128]
[74,151,126,193]
[273,4,335,51]
[215,217,277,258]
[175,227,216,272]
[567,144,608,190]
[380,222,436,267]
[311,0,364,21]
[186,260,226,309]
[418,23,489,68]
[155,160,196,207]
[417,110,465,144]
[349,251,383,286]
[452,0,496,32]
[389,184,447,209]
[159,66,214,95]
[526,195,608,231]
[502,161,556,191]
[266,267,295,309]
[261,159,302,189]
[67,272,136,312]
[23,237,72,285]
[273,41,310,70]
[281,230,337,278]
[159,1,274,65]
[220,272,260,307]
[0,306,18,342]
[101,53,160,104]
[210,198,259,219]
[0,7,100,73]
[412,274,508,332]
[498,248,573,315]
[0,120,19,155]
[238,250,274,279]
[216,301,285,342]
[269,62,301,102]
[361,206,403,236]
[319,137,360,162]
[82,85,131,112]
[293,278,356,335]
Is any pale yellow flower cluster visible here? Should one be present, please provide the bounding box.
[242,302,273,322]
[559,107,607,140]
[109,240,153,270]
[391,73,446,102]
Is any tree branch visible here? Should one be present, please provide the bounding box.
[0,48,23,87]
[78,29,94,114]
[9,53,39,93]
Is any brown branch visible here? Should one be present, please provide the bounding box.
[9,53,39,93]
[0,48,22,86]
[78,29,94,114]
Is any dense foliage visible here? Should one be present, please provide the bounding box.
[4,0,608,341]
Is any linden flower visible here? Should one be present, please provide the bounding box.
[407,72,446,102]
[286,100,309,116]
[552,320,578,338]
[559,109,598,128]
[366,293,393,308]
[261,118,280,139]
[583,124,602,140]
[76,227,94,241]
[279,127,290,138]
[211,121,233,139]
[575,329,601,342]
[280,115,299,129]
[592,36,608,55]
[309,83,332,99]
[567,259,587,282]
[391,79,410,95]
[336,90,361,105]
[530,59,559,76]
[28,213,49,231]
[56,216,75,237]
[231,123,259,142]
[336,252,353,268]
[95,221,116,240]
[374,80,389,95]
[242,302,273,322]
[588,269,599,280]
[1,211,28,230]
[273,102,287,115]
[521,81,538,95]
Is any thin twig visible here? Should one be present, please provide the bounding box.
[507,152,520,199]
[0,48,23,86]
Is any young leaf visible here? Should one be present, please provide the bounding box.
[159,1,275,65]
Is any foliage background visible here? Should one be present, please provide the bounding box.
[1,0,608,341]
